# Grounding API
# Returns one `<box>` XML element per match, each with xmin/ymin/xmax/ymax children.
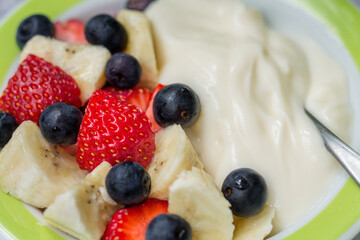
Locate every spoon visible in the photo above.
<box><xmin>305</xmin><ymin>108</ymin><xmax>360</xmax><ymax>187</ymax></box>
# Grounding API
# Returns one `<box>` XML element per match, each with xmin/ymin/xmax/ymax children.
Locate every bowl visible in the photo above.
<box><xmin>0</xmin><ymin>0</ymin><xmax>360</xmax><ymax>239</ymax></box>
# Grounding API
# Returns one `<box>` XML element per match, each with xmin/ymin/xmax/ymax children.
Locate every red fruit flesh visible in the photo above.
<box><xmin>103</xmin><ymin>86</ymin><xmax>151</xmax><ymax>112</ymax></box>
<box><xmin>76</xmin><ymin>89</ymin><xmax>155</xmax><ymax>172</ymax></box>
<box><xmin>102</xmin><ymin>199</ymin><xmax>168</xmax><ymax>240</ymax></box>
<box><xmin>145</xmin><ymin>84</ymin><xmax>165</xmax><ymax>133</ymax></box>
<box><xmin>54</xmin><ymin>19</ymin><xmax>87</xmax><ymax>44</ymax></box>
<box><xmin>0</xmin><ymin>54</ymin><xmax>82</xmax><ymax>124</ymax></box>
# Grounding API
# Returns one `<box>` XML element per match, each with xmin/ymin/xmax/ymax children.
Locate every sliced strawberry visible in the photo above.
<box><xmin>102</xmin><ymin>198</ymin><xmax>168</xmax><ymax>240</ymax></box>
<box><xmin>76</xmin><ymin>89</ymin><xmax>155</xmax><ymax>172</ymax></box>
<box><xmin>145</xmin><ymin>84</ymin><xmax>165</xmax><ymax>133</ymax></box>
<box><xmin>54</xmin><ymin>19</ymin><xmax>87</xmax><ymax>44</ymax></box>
<box><xmin>0</xmin><ymin>54</ymin><xmax>82</xmax><ymax>124</ymax></box>
<box><xmin>103</xmin><ymin>86</ymin><xmax>151</xmax><ymax>112</ymax></box>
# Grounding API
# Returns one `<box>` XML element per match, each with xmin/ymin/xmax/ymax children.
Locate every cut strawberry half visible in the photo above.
<box><xmin>54</xmin><ymin>19</ymin><xmax>87</xmax><ymax>44</ymax></box>
<box><xmin>0</xmin><ymin>54</ymin><xmax>82</xmax><ymax>124</ymax></box>
<box><xmin>76</xmin><ymin>89</ymin><xmax>155</xmax><ymax>172</ymax></box>
<box><xmin>102</xmin><ymin>198</ymin><xmax>168</xmax><ymax>240</ymax></box>
<box><xmin>145</xmin><ymin>84</ymin><xmax>165</xmax><ymax>133</ymax></box>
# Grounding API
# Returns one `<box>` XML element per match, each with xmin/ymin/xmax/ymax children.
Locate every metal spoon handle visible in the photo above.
<box><xmin>305</xmin><ymin>109</ymin><xmax>360</xmax><ymax>187</ymax></box>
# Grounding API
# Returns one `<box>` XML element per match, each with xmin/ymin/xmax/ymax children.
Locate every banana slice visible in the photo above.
<box><xmin>20</xmin><ymin>35</ymin><xmax>111</xmax><ymax>104</ymax></box>
<box><xmin>169</xmin><ymin>167</ymin><xmax>234</xmax><ymax>240</ymax></box>
<box><xmin>117</xmin><ymin>9</ymin><xmax>159</xmax><ymax>90</ymax></box>
<box><xmin>233</xmin><ymin>205</ymin><xmax>275</xmax><ymax>240</ymax></box>
<box><xmin>44</xmin><ymin>162</ymin><xmax>121</xmax><ymax>240</ymax></box>
<box><xmin>0</xmin><ymin>121</ymin><xmax>86</xmax><ymax>208</ymax></box>
<box><xmin>147</xmin><ymin>124</ymin><xmax>203</xmax><ymax>200</ymax></box>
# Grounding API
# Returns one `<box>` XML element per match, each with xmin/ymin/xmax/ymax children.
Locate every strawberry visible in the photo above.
<box><xmin>54</xmin><ymin>19</ymin><xmax>87</xmax><ymax>44</ymax></box>
<box><xmin>103</xmin><ymin>86</ymin><xmax>151</xmax><ymax>112</ymax></box>
<box><xmin>145</xmin><ymin>84</ymin><xmax>165</xmax><ymax>133</ymax></box>
<box><xmin>0</xmin><ymin>54</ymin><xmax>82</xmax><ymax>124</ymax></box>
<box><xmin>102</xmin><ymin>198</ymin><xmax>168</xmax><ymax>240</ymax></box>
<box><xmin>76</xmin><ymin>89</ymin><xmax>155</xmax><ymax>171</ymax></box>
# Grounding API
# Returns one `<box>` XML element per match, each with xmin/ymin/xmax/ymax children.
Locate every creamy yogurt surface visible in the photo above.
<box><xmin>146</xmin><ymin>0</ymin><xmax>352</xmax><ymax>233</ymax></box>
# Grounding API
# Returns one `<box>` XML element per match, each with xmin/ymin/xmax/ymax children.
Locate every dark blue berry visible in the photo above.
<box><xmin>105</xmin><ymin>161</ymin><xmax>151</xmax><ymax>206</ymax></box>
<box><xmin>16</xmin><ymin>14</ymin><xmax>54</xmax><ymax>49</ymax></box>
<box><xmin>105</xmin><ymin>53</ymin><xmax>142</xmax><ymax>89</ymax></box>
<box><xmin>221</xmin><ymin>168</ymin><xmax>267</xmax><ymax>217</ymax></box>
<box><xmin>85</xmin><ymin>14</ymin><xmax>127</xmax><ymax>54</ymax></box>
<box><xmin>146</xmin><ymin>213</ymin><xmax>192</xmax><ymax>240</ymax></box>
<box><xmin>153</xmin><ymin>83</ymin><xmax>200</xmax><ymax>128</ymax></box>
<box><xmin>39</xmin><ymin>102</ymin><xmax>83</xmax><ymax>146</ymax></box>
<box><xmin>127</xmin><ymin>0</ymin><xmax>155</xmax><ymax>11</ymax></box>
<box><xmin>0</xmin><ymin>111</ymin><xmax>18</xmax><ymax>148</ymax></box>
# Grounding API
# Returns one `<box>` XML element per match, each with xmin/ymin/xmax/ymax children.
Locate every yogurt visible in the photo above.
<box><xmin>146</xmin><ymin>0</ymin><xmax>352</xmax><ymax>233</ymax></box>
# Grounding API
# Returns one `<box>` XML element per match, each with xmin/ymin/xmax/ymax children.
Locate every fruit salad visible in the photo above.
<box><xmin>0</xmin><ymin>0</ymin><xmax>352</xmax><ymax>239</ymax></box>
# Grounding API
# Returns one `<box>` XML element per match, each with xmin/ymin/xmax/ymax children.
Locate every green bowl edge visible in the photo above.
<box><xmin>285</xmin><ymin>0</ymin><xmax>360</xmax><ymax>239</ymax></box>
<box><xmin>0</xmin><ymin>0</ymin><xmax>360</xmax><ymax>239</ymax></box>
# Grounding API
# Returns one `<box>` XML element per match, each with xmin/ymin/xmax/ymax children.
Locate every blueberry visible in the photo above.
<box><xmin>146</xmin><ymin>213</ymin><xmax>192</xmax><ymax>240</ymax></box>
<box><xmin>16</xmin><ymin>14</ymin><xmax>54</xmax><ymax>49</ymax></box>
<box><xmin>85</xmin><ymin>14</ymin><xmax>127</xmax><ymax>54</ymax></box>
<box><xmin>105</xmin><ymin>53</ymin><xmax>142</xmax><ymax>89</ymax></box>
<box><xmin>221</xmin><ymin>168</ymin><xmax>267</xmax><ymax>217</ymax></box>
<box><xmin>105</xmin><ymin>161</ymin><xmax>151</xmax><ymax>206</ymax></box>
<box><xmin>153</xmin><ymin>83</ymin><xmax>200</xmax><ymax>128</ymax></box>
<box><xmin>127</xmin><ymin>0</ymin><xmax>155</xmax><ymax>11</ymax></box>
<box><xmin>39</xmin><ymin>102</ymin><xmax>83</xmax><ymax>146</ymax></box>
<box><xmin>0</xmin><ymin>111</ymin><xmax>18</xmax><ymax>148</ymax></box>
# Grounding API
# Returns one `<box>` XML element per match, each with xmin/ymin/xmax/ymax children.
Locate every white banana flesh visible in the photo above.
<box><xmin>147</xmin><ymin>124</ymin><xmax>203</xmax><ymax>200</ymax></box>
<box><xmin>44</xmin><ymin>162</ymin><xmax>121</xmax><ymax>240</ymax></box>
<box><xmin>20</xmin><ymin>35</ymin><xmax>111</xmax><ymax>104</ymax></box>
<box><xmin>233</xmin><ymin>205</ymin><xmax>275</xmax><ymax>240</ymax></box>
<box><xmin>0</xmin><ymin>121</ymin><xmax>86</xmax><ymax>208</ymax></box>
<box><xmin>169</xmin><ymin>167</ymin><xmax>234</xmax><ymax>240</ymax></box>
<box><xmin>117</xmin><ymin>9</ymin><xmax>159</xmax><ymax>90</ymax></box>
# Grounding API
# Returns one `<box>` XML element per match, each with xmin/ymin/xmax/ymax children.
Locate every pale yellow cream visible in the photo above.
<box><xmin>146</xmin><ymin>0</ymin><xmax>352</xmax><ymax>232</ymax></box>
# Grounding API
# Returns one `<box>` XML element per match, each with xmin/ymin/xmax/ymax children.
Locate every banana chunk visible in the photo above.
<box><xmin>44</xmin><ymin>162</ymin><xmax>121</xmax><ymax>240</ymax></box>
<box><xmin>20</xmin><ymin>35</ymin><xmax>111</xmax><ymax>104</ymax></box>
<box><xmin>169</xmin><ymin>167</ymin><xmax>234</xmax><ymax>240</ymax></box>
<box><xmin>148</xmin><ymin>124</ymin><xmax>203</xmax><ymax>200</ymax></box>
<box><xmin>117</xmin><ymin>9</ymin><xmax>159</xmax><ymax>90</ymax></box>
<box><xmin>0</xmin><ymin>121</ymin><xmax>86</xmax><ymax>208</ymax></box>
<box><xmin>233</xmin><ymin>205</ymin><xmax>275</xmax><ymax>240</ymax></box>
